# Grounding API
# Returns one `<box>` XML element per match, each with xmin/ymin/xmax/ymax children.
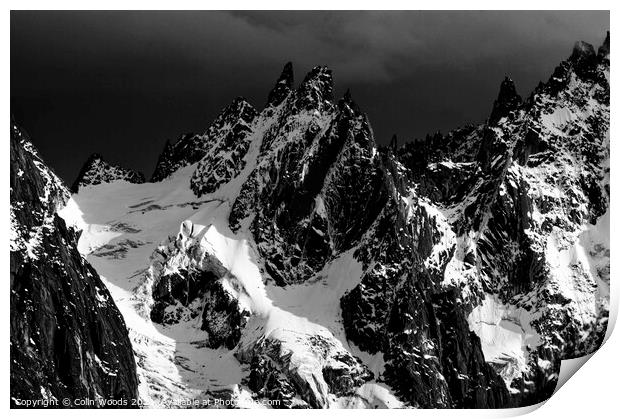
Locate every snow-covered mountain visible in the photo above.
<box><xmin>10</xmin><ymin>33</ymin><xmax>609</xmax><ymax>409</ymax></box>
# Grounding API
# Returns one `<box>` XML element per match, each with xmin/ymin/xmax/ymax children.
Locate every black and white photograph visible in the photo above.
<box><xmin>8</xmin><ymin>6</ymin><xmax>615</xmax><ymax>413</ymax></box>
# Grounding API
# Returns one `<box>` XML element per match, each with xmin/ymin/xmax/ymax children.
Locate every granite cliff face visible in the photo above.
<box><xmin>12</xmin><ymin>33</ymin><xmax>609</xmax><ymax>409</ymax></box>
<box><xmin>10</xmin><ymin>122</ymin><xmax>139</xmax><ymax>407</ymax></box>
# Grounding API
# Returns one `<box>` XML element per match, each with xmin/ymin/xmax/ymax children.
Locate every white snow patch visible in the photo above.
<box><xmin>468</xmin><ymin>293</ymin><xmax>541</xmax><ymax>387</ymax></box>
<box><xmin>334</xmin><ymin>382</ymin><xmax>404</xmax><ymax>408</ymax></box>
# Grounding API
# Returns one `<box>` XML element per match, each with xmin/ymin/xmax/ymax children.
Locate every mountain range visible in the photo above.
<box><xmin>10</xmin><ymin>32</ymin><xmax>610</xmax><ymax>408</ymax></box>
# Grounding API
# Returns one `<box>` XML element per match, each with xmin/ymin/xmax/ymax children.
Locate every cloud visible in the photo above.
<box><xmin>12</xmin><ymin>10</ymin><xmax>608</xmax><ymax>88</ymax></box>
<box><xmin>11</xmin><ymin>10</ymin><xmax>609</xmax><ymax>182</ymax></box>
<box><xmin>227</xmin><ymin>10</ymin><xmax>609</xmax><ymax>83</ymax></box>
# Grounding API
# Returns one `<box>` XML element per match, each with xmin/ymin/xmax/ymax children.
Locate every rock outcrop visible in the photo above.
<box><xmin>10</xmin><ymin>121</ymin><xmax>139</xmax><ymax>407</ymax></box>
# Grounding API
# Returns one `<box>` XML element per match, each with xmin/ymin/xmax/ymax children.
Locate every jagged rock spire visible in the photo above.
<box><xmin>570</xmin><ymin>40</ymin><xmax>596</xmax><ymax>62</ymax></box>
<box><xmin>390</xmin><ymin>134</ymin><xmax>398</xmax><ymax>152</ymax></box>
<box><xmin>218</xmin><ymin>96</ymin><xmax>257</xmax><ymax>127</ymax></box>
<box><xmin>338</xmin><ymin>88</ymin><xmax>362</xmax><ymax>115</ymax></box>
<box><xmin>598</xmin><ymin>31</ymin><xmax>610</xmax><ymax>60</ymax></box>
<box><xmin>266</xmin><ymin>61</ymin><xmax>294</xmax><ymax>107</ymax></box>
<box><xmin>152</xmin><ymin>97</ymin><xmax>257</xmax><ymax>182</ymax></box>
<box><xmin>71</xmin><ymin>153</ymin><xmax>104</xmax><ymax>191</ymax></box>
<box><xmin>343</xmin><ymin>88</ymin><xmax>352</xmax><ymax>103</ymax></box>
<box><xmin>489</xmin><ymin>77</ymin><xmax>522</xmax><ymax>125</ymax></box>
<box><xmin>190</xmin><ymin>98</ymin><xmax>258</xmax><ymax>197</ymax></box>
<box><xmin>539</xmin><ymin>34</ymin><xmax>608</xmax><ymax>98</ymax></box>
<box><xmin>569</xmin><ymin>41</ymin><xmax>598</xmax><ymax>79</ymax></box>
<box><xmin>295</xmin><ymin>66</ymin><xmax>334</xmax><ymax>112</ymax></box>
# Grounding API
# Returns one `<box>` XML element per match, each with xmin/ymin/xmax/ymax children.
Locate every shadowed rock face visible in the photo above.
<box><xmin>10</xmin><ymin>123</ymin><xmax>139</xmax><ymax>407</ymax></box>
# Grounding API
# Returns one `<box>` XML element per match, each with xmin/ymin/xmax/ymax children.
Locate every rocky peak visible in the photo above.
<box><xmin>570</xmin><ymin>40</ymin><xmax>596</xmax><ymax>62</ymax></box>
<box><xmin>389</xmin><ymin>134</ymin><xmax>398</xmax><ymax>152</ymax></box>
<box><xmin>150</xmin><ymin>133</ymin><xmax>200</xmax><ymax>182</ymax></box>
<box><xmin>72</xmin><ymin>153</ymin><xmax>145</xmax><ymax>192</ymax></box>
<box><xmin>266</xmin><ymin>61</ymin><xmax>294</xmax><ymax>107</ymax></box>
<box><xmin>202</xmin><ymin>97</ymin><xmax>258</xmax><ymax>147</ymax></box>
<box><xmin>598</xmin><ymin>31</ymin><xmax>610</xmax><ymax>61</ymax></box>
<box><xmin>190</xmin><ymin>98</ymin><xmax>258</xmax><ymax>197</ymax></box>
<box><xmin>534</xmin><ymin>33</ymin><xmax>608</xmax><ymax>99</ymax></box>
<box><xmin>569</xmin><ymin>40</ymin><xmax>599</xmax><ymax>80</ymax></box>
<box><xmin>294</xmin><ymin>65</ymin><xmax>334</xmax><ymax>112</ymax></box>
<box><xmin>152</xmin><ymin>98</ymin><xmax>258</xmax><ymax>182</ymax></box>
<box><xmin>343</xmin><ymin>88</ymin><xmax>352</xmax><ymax>103</ymax></box>
<box><xmin>338</xmin><ymin>88</ymin><xmax>362</xmax><ymax>116</ymax></box>
<box><xmin>212</xmin><ymin>97</ymin><xmax>257</xmax><ymax>130</ymax></box>
<box><xmin>489</xmin><ymin>76</ymin><xmax>522</xmax><ymax>125</ymax></box>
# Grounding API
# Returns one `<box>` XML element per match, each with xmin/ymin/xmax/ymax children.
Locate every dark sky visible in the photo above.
<box><xmin>11</xmin><ymin>11</ymin><xmax>609</xmax><ymax>183</ymax></box>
